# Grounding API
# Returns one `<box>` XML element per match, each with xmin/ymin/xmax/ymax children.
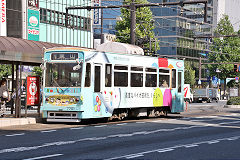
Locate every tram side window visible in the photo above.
<box><xmin>178</xmin><ymin>72</ymin><xmax>182</xmax><ymax>92</ymax></box>
<box><xmin>85</xmin><ymin>63</ymin><xmax>91</xmax><ymax>87</ymax></box>
<box><xmin>172</xmin><ymin>69</ymin><xmax>176</xmax><ymax>88</ymax></box>
<box><xmin>105</xmin><ymin>64</ymin><xmax>112</xmax><ymax>87</ymax></box>
<box><xmin>131</xmin><ymin>66</ymin><xmax>143</xmax><ymax>87</ymax></box>
<box><xmin>145</xmin><ymin>68</ymin><xmax>157</xmax><ymax>87</ymax></box>
<box><xmin>114</xmin><ymin>65</ymin><xmax>128</xmax><ymax>87</ymax></box>
<box><xmin>159</xmin><ymin>69</ymin><xmax>170</xmax><ymax>88</ymax></box>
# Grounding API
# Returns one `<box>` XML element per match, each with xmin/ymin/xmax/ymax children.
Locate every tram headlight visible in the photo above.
<box><xmin>70</xmin><ymin>98</ymin><xmax>75</xmax><ymax>103</ymax></box>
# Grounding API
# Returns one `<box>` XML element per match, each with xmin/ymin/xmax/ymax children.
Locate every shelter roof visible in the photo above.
<box><xmin>0</xmin><ymin>36</ymin><xmax>78</xmax><ymax>65</ymax></box>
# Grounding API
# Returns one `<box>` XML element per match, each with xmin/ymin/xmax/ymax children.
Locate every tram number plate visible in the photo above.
<box><xmin>67</xmin><ymin>107</ymin><xmax>75</xmax><ymax>111</ymax></box>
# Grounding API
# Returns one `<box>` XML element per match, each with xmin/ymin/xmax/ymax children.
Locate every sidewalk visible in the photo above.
<box><xmin>0</xmin><ymin>112</ymin><xmax>40</xmax><ymax>128</ymax></box>
<box><xmin>0</xmin><ymin>117</ymin><xmax>36</xmax><ymax>127</ymax></box>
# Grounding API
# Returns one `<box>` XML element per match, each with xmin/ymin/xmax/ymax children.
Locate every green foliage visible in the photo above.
<box><xmin>184</xmin><ymin>61</ymin><xmax>196</xmax><ymax>87</ymax></box>
<box><xmin>227</xmin><ymin>79</ymin><xmax>239</xmax><ymax>88</ymax></box>
<box><xmin>0</xmin><ymin>64</ymin><xmax>11</xmax><ymax>79</ymax></box>
<box><xmin>227</xmin><ymin>97</ymin><xmax>240</xmax><ymax>105</ymax></box>
<box><xmin>115</xmin><ymin>0</ymin><xmax>159</xmax><ymax>54</ymax></box>
<box><xmin>32</xmin><ymin>67</ymin><xmax>42</xmax><ymax>77</ymax></box>
<box><xmin>208</xmin><ymin>15</ymin><xmax>240</xmax><ymax>79</ymax></box>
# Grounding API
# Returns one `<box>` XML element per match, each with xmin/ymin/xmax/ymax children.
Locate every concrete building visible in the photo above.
<box><xmin>3</xmin><ymin>0</ymin><xmax>93</xmax><ymax>48</ymax></box>
<box><xmin>213</xmin><ymin>0</ymin><xmax>240</xmax><ymax>31</ymax></box>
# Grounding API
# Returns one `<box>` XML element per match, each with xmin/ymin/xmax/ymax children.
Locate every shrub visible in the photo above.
<box><xmin>227</xmin><ymin>97</ymin><xmax>240</xmax><ymax>105</ymax></box>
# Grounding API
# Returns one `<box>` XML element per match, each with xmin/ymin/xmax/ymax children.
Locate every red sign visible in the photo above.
<box><xmin>26</xmin><ymin>76</ymin><xmax>40</xmax><ymax>106</ymax></box>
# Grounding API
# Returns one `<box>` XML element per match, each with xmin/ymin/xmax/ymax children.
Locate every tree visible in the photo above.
<box><xmin>184</xmin><ymin>61</ymin><xmax>196</xmax><ymax>88</ymax></box>
<box><xmin>0</xmin><ymin>64</ymin><xmax>11</xmax><ymax>79</ymax></box>
<box><xmin>32</xmin><ymin>67</ymin><xmax>42</xmax><ymax>77</ymax></box>
<box><xmin>208</xmin><ymin>15</ymin><xmax>240</xmax><ymax>94</ymax></box>
<box><xmin>115</xmin><ymin>0</ymin><xmax>159</xmax><ymax>55</ymax></box>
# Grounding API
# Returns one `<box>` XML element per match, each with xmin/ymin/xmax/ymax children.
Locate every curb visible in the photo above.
<box><xmin>224</xmin><ymin>105</ymin><xmax>240</xmax><ymax>108</ymax></box>
<box><xmin>0</xmin><ymin>118</ymin><xmax>36</xmax><ymax>128</ymax></box>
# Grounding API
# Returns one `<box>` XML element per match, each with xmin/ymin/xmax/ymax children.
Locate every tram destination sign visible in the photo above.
<box><xmin>51</xmin><ymin>53</ymin><xmax>78</xmax><ymax>60</ymax></box>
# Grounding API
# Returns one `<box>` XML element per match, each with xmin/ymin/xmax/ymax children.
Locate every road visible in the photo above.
<box><xmin>0</xmin><ymin>101</ymin><xmax>240</xmax><ymax>160</ymax></box>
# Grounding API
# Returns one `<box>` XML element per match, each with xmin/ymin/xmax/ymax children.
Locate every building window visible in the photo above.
<box><xmin>39</xmin><ymin>8</ymin><xmax>91</xmax><ymax>31</ymax></box>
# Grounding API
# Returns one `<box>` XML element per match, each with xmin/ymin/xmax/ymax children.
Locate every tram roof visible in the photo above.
<box><xmin>0</xmin><ymin>36</ymin><xmax>88</xmax><ymax>65</ymax></box>
<box><xmin>96</xmin><ymin>42</ymin><xmax>144</xmax><ymax>55</ymax></box>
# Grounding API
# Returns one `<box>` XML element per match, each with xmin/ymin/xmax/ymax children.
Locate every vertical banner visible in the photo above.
<box><xmin>28</xmin><ymin>9</ymin><xmax>40</xmax><ymax>41</ymax></box>
<box><xmin>27</xmin><ymin>76</ymin><xmax>40</xmax><ymax>106</ymax></box>
<box><xmin>93</xmin><ymin>0</ymin><xmax>101</xmax><ymax>25</ymax></box>
<box><xmin>0</xmin><ymin>0</ymin><xmax>6</xmax><ymax>36</ymax></box>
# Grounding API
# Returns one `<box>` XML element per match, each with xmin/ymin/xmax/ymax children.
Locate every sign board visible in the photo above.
<box><xmin>0</xmin><ymin>0</ymin><xmax>6</xmax><ymax>36</ymax></box>
<box><xmin>235</xmin><ymin>77</ymin><xmax>239</xmax><ymax>83</ymax></box>
<box><xmin>93</xmin><ymin>0</ymin><xmax>101</xmax><ymax>25</ymax></box>
<box><xmin>212</xmin><ymin>76</ymin><xmax>218</xmax><ymax>87</ymax></box>
<box><xmin>230</xmin><ymin>88</ymin><xmax>238</xmax><ymax>97</ymax></box>
<box><xmin>28</xmin><ymin>0</ymin><xmax>39</xmax><ymax>9</ymax></box>
<box><xmin>198</xmin><ymin>79</ymin><xmax>201</xmax><ymax>85</ymax></box>
<box><xmin>28</xmin><ymin>9</ymin><xmax>40</xmax><ymax>41</ymax></box>
<box><xmin>26</xmin><ymin>76</ymin><xmax>40</xmax><ymax>106</ymax></box>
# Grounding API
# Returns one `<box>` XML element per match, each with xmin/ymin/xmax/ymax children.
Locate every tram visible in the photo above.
<box><xmin>41</xmin><ymin>47</ymin><xmax>185</xmax><ymax>122</ymax></box>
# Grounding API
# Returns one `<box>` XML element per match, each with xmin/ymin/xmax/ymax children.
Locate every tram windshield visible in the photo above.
<box><xmin>45</xmin><ymin>63</ymin><xmax>82</xmax><ymax>87</ymax></box>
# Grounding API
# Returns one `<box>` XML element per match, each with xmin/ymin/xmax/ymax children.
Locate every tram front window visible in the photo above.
<box><xmin>45</xmin><ymin>63</ymin><xmax>82</xmax><ymax>87</ymax></box>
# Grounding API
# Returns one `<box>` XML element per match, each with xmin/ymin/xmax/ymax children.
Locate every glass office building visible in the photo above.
<box><xmin>94</xmin><ymin>0</ymin><xmax>121</xmax><ymax>39</ymax></box>
<box><xmin>149</xmin><ymin>0</ymin><xmax>213</xmax><ymax>61</ymax></box>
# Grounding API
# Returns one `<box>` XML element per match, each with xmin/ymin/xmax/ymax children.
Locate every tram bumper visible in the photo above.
<box><xmin>43</xmin><ymin>111</ymin><xmax>82</xmax><ymax>123</ymax></box>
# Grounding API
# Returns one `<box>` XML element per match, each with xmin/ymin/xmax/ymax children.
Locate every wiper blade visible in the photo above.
<box><xmin>52</xmin><ymin>78</ymin><xmax>64</xmax><ymax>93</ymax></box>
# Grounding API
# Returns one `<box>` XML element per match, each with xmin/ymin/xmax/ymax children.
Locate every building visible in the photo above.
<box><xmin>3</xmin><ymin>0</ymin><xmax>93</xmax><ymax>48</ymax></box>
<box><xmin>149</xmin><ymin>0</ymin><xmax>213</xmax><ymax>60</ymax></box>
<box><xmin>213</xmin><ymin>0</ymin><xmax>240</xmax><ymax>32</ymax></box>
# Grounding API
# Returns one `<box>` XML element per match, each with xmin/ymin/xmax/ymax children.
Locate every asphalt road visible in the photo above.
<box><xmin>0</xmin><ymin>101</ymin><xmax>240</xmax><ymax>160</ymax></box>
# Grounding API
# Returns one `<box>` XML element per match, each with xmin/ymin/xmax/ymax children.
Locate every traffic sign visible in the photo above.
<box><xmin>235</xmin><ymin>77</ymin><xmax>239</xmax><ymax>83</ymax></box>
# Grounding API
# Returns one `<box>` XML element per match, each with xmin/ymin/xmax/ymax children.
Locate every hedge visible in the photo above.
<box><xmin>227</xmin><ymin>97</ymin><xmax>240</xmax><ymax>105</ymax></box>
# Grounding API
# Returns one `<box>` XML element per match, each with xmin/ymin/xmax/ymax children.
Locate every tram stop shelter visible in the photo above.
<box><xmin>0</xmin><ymin>36</ymin><xmax>74</xmax><ymax>118</ymax></box>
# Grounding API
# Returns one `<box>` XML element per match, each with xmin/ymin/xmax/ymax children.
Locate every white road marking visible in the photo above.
<box><xmin>5</xmin><ymin>133</ymin><xmax>25</xmax><ymax>137</ymax></box>
<box><xmin>105</xmin><ymin>136</ymin><xmax>240</xmax><ymax>160</ymax></box>
<box><xmin>116</xmin><ymin>123</ymin><xmax>127</xmax><ymax>126</ymax></box>
<box><xmin>207</xmin><ymin>140</ymin><xmax>219</xmax><ymax>144</ymax></box>
<box><xmin>41</xmin><ymin>130</ymin><xmax>56</xmax><ymax>133</ymax></box>
<box><xmin>136</xmin><ymin>121</ymin><xmax>146</xmax><ymax>124</ymax></box>
<box><xmin>94</xmin><ymin>125</ymin><xmax>107</xmax><ymax>128</ymax></box>
<box><xmin>125</xmin><ymin>154</ymin><xmax>144</xmax><ymax>159</ymax></box>
<box><xmin>70</xmin><ymin>127</ymin><xmax>84</xmax><ymax>130</ymax></box>
<box><xmin>23</xmin><ymin>154</ymin><xmax>63</xmax><ymax>160</ymax></box>
<box><xmin>184</xmin><ymin>144</ymin><xmax>199</xmax><ymax>148</ymax></box>
<box><xmin>157</xmin><ymin>148</ymin><xmax>174</xmax><ymax>153</ymax></box>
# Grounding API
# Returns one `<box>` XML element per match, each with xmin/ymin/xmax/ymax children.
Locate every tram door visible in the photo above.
<box><xmin>94</xmin><ymin>64</ymin><xmax>102</xmax><ymax>93</ymax></box>
<box><xmin>176</xmin><ymin>70</ymin><xmax>184</xmax><ymax>112</ymax></box>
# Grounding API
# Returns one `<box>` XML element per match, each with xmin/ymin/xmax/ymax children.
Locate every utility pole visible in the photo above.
<box><xmin>130</xmin><ymin>1</ymin><xmax>136</xmax><ymax>45</ymax></box>
<box><xmin>101</xmin><ymin>8</ymin><xmax>104</xmax><ymax>44</ymax></box>
<box><xmin>66</xmin><ymin>0</ymin><xmax>208</xmax><ymax>45</ymax></box>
